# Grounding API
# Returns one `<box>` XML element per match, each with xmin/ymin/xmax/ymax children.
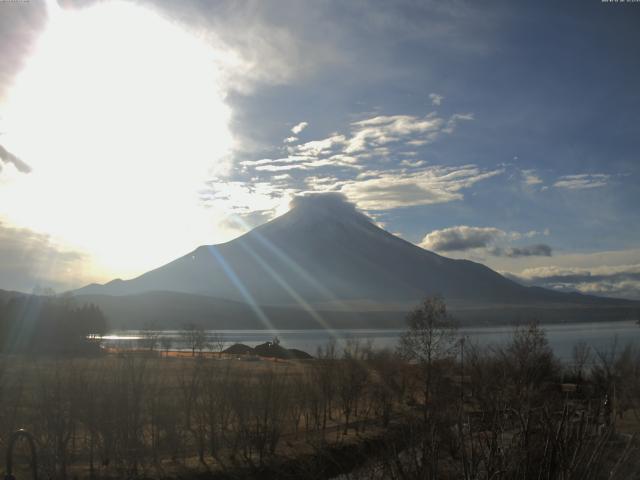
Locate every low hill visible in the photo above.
<box><xmin>1</xmin><ymin>287</ymin><xmax>637</xmax><ymax>330</ymax></box>
<box><xmin>74</xmin><ymin>290</ymin><xmax>639</xmax><ymax>329</ymax></box>
<box><xmin>222</xmin><ymin>341</ymin><xmax>313</xmax><ymax>360</ymax></box>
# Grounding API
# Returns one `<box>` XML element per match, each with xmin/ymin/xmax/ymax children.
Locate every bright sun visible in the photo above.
<box><xmin>0</xmin><ymin>1</ymin><xmax>234</xmax><ymax>279</ymax></box>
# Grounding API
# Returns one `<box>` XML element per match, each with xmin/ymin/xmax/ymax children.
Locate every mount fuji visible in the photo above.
<box><xmin>74</xmin><ymin>194</ymin><xmax>637</xmax><ymax>328</ymax></box>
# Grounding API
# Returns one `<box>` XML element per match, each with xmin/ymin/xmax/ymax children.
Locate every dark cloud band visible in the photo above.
<box><xmin>491</xmin><ymin>244</ymin><xmax>552</xmax><ymax>258</ymax></box>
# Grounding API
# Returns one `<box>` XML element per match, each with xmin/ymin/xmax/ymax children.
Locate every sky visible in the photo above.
<box><xmin>0</xmin><ymin>0</ymin><xmax>639</xmax><ymax>299</ymax></box>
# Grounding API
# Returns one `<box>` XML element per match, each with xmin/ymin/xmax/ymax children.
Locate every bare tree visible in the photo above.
<box><xmin>338</xmin><ymin>339</ymin><xmax>369</xmax><ymax>434</ymax></box>
<box><xmin>369</xmin><ymin>348</ymin><xmax>404</xmax><ymax>427</ymax></box>
<box><xmin>500</xmin><ymin>321</ymin><xmax>557</xmax><ymax>408</ymax></box>
<box><xmin>209</xmin><ymin>332</ymin><xmax>226</xmax><ymax>355</ymax></box>
<box><xmin>160</xmin><ymin>335</ymin><xmax>173</xmax><ymax>358</ymax></box>
<box><xmin>181</xmin><ymin>323</ymin><xmax>207</xmax><ymax>356</ymax></box>
<box><xmin>398</xmin><ymin>295</ymin><xmax>457</xmax><ymax>407</ymax></box>
<box><xmin>571</xmin><ymin>340</ymin><xmax>592</xmax><ymax>382</ymax></box>
<box><xmin>138</xmin><ymin>326</ymin><xmax>160</xmax><ymax>353</ymax></box>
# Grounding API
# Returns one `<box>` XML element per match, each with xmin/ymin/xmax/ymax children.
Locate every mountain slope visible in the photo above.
<box><xmin>75</xmin><ymin>195</ymin><xmax>631</xmax><ymax>313</ymax></box>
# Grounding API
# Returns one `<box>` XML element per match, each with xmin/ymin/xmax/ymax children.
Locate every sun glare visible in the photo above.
<box><xmin>0</xmin><ymin>1</ymin><xmax>234</xmax><ymax>278</ymax></box>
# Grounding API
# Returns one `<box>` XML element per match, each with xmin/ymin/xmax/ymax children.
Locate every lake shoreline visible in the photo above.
<box><xmin>102</xmin><ymin>320</ymin><xmax>640</xmax><ymax>360</ymax></box>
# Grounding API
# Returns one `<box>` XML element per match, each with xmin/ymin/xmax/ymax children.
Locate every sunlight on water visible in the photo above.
<box><xmin>101</xmin><ymin>320</ymin><xmax>640</xmax><ymax>360</ymax></box>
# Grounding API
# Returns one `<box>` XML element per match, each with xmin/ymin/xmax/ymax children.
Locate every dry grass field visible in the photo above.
<box><xmin>2</xmin><ymin>321</ymin><xmax>640</xmax><ymax>479</ymax></box>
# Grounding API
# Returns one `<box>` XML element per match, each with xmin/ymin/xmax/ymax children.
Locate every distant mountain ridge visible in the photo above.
<box><xmin>1</xmin><ymin>286</ymin><xmax>637</xmax><ymax>330</ymax></box>
<box><xmin>73</xmin><ymin>194</ymin><xmax>638</xmax><ymax>327</ymax></box>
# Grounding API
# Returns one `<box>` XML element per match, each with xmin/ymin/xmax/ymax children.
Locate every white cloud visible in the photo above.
<box><xmin>241</xmin><ymin>156</ymin><xmax>309</xmax><ymax>166</ymax></box>
<box><xmin>521</xmin><ymin>169</ymin><xmax>543</xmax><ymax>185</ymax></box>
<box><xmin>255</xmin><ymin>164</ymin><xmax>308</xmax><ymax>172</ymax></box>
<box><xmin>171</xmin><ymin>5</ymin><xmax>348</xmax><ymax>94</ymax></box>
<box><xmin>293</xmin><ymin>134</ymin><xmax>346</xmax><ymax>157</ymax></box>
<box><xmin>444</xmin><ymin>113</ymin><xmax>474</xmax><ymax>132</ymax></box>
<box><xmin>0</xmin><ymin>221</ymin><xmax>94</xmax><ymax>292</ymax></box>
<box><xmin>429</xmin><ymin>93</ymin><xmax>444</xmax><ymax>106</ymax></box>
<box><xmin>400</xmin><ymin>159</ymin><xmax>427</xmax><ymax>168</ymax></box>
<box><xmin>200</xmin><ymin>179</ymin><xmax>295</xmax><ymax>229</ymax></box>
<box><xmin>291</xmin><ymin>121</ymin><xmax>309</xmax><ymax>134</ymax></box>
<box><xmin>272</xmin><ymin>173</ymin><xmax>291</xmax><ymax>181</ymax></box>
<box><xmin>339</xmin><ymin>165</ymin><xmax>502</xmax><ymax>210</ymax></box>
<box><xmin>232</xmin><ymin>110</ymin><xmax>480</xmax><ymax>212</ymax></box>
<box><xmin>244</xmin><ymin>111</ymin><xmax>474</xmax><ymax>177</ymax></box>
<box><xmin>344</xmin><ymin>113</ymin><xmax>463</xmax><ymax>154</ymax></box>
<box><xmin>553</xmin><ymin>173</ymin><xmax>610</xmax><ymax>190</ymax></box>
<box><xmin>421</xmin><ymin>225</ymin><xmax>505</xmax><ymax>251</ymax></box>
<box><xmin>304</xmin><ymin>175</ymin><xmax>344</xmax><ymax>191</ymax></box>
<box><xmin>241</xmin><ymin>152</ymin><xmax>360</xmax><ymax>172</ymax></box>
<box><xmin>509</xmin><ymin>264</ymin><xmax>640</xmax><ymax>300</ymax></box>
<box><xmin>419</xmin><ymin>225</ymin><xmax>552</xmax><ymax>257</ymax></box>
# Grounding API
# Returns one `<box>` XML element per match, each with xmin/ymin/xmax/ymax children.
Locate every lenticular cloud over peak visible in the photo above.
<box><xmin>289</xmin><ymin>192</ymin><xmax>361</xmax><ymax>218</ymax></box>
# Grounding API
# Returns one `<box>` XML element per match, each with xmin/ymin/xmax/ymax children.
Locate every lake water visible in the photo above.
<box><xmin>103</xmin><ymin>320</ymin><xmax>640</xmax><ymax>361</ymax></box>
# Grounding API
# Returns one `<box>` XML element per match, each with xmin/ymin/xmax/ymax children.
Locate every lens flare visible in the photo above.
<box><xmin>0</xmin><ymin>1</ymin><xmax>233</xmax><ymax>277</ymax></box>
